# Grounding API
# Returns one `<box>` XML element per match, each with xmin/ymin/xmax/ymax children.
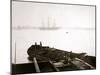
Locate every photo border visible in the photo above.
<box><xmin>10</xmin><ymin>0</ymin><xmax>96</xmax><ymax>74</ymax></box>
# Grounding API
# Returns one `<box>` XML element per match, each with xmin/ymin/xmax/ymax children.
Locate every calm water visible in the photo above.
<box><xmin>12</xmin><ymin>29</ymin><xmax>95</xmax><ymax>64</ymax></box>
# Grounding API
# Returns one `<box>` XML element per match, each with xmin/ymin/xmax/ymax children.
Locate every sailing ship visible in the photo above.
<box><xmin>39</xmin><ymin>17</ymin><xmax>61</xmax><ymax>30</ymax></box>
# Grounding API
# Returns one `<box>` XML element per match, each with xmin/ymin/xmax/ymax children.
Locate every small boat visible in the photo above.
<box><xmin>12</xmin><ymin>42</ymin><xmax>96</xmax><ymax>74</ymax></box>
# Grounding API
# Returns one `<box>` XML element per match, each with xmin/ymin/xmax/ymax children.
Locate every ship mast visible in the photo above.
<box><xmin>41</xmin><ymin>18</ymin><xmax>45</xmax><ymax>28</ymax></box>
<box><xmin>48</xmin><ymin>17</ymin><xmax>50</xmax><ymax>28</ymax></box>
<box><xmin>53</xmin><ymin>18</ymin><xmax>56</xmax><ymax>27</ymax></box>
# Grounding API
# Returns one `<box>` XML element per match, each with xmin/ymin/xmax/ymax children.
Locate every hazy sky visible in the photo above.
<box><xmin>12</xmin><ymin>1</ymin><xmax>95</xmax><ymax>28</ymax></box>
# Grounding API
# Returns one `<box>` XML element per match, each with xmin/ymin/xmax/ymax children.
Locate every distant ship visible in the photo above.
<box><xmin>40</xmin><ymin>27</ymin><xmax>60</xmax><ymax>30</ymax></box>
<box><xmin>39</xmin><ymin>17</ymin><xmax>61</xmax><ymax>30</ymax></box>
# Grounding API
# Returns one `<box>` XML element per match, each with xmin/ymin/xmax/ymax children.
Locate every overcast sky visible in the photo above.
<box><xmin>12</xmin><ymin>1</ymin><xmax>95</xmax><ymax>28</ymax></box>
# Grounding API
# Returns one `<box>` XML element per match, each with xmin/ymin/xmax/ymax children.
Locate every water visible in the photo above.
<box><xmin>12</xmin><ymin>29</ymin><xmax>95</xmax><ymax>64</ymax></box>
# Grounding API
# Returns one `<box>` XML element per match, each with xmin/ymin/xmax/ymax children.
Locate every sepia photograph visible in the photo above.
<box><xmin>11</xmin><ymin>0</ymin><xmax>96</xmax><ymax>74</ymax></box>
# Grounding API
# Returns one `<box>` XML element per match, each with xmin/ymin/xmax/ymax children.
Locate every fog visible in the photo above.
<box><xmin>12</xmin><ymin>1</ymin><xmax>95</xmax><ymax>64</ymax></box>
